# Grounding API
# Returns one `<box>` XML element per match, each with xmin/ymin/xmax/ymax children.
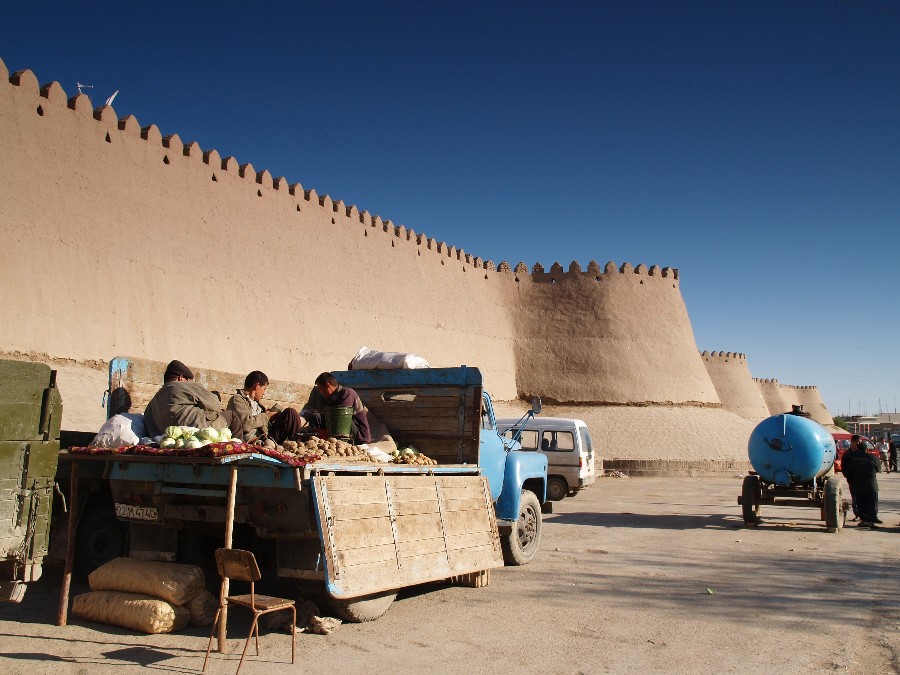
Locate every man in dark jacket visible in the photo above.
<box><xmin>144</xmin><ymin>360</ymin><xmax>241</xmax><ymax>438</ymax></box>
<box><xmin>840</xmin><ymin>434</ymin><xmax>881</xmax><ymax>528</ymax></box>
<box><xmin>301</xmin><ymin>372</ymin><xmax>371</xmax><ymax>444</ymax></box>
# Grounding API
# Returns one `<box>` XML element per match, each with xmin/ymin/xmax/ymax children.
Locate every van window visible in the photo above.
<box><xmin>541</xmin><ymin>431</ymin><xmax>575</xmax><ymax>452</ymax></box>
<box><xmin>579</xmin><ymin>428</ymin><xmax>592</xmax><ymax>456</ymax></box>
<box><xmin>501</xmin><ymin>429</ymin><xmax>539</xmax><ymax>451</ymax></box>
<box><xmin>518</xmin><ymin>430</ymin><xmax>539</xmax><ymax>451</ymax></box>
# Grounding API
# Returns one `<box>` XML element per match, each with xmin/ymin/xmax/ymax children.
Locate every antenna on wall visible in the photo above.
<box><xmin>105</xmin><ymin>90</ymin><xmax>119</xmax><ymax>106</ymax></box>
<box><xmin>76</xmin><ymin>82</ymin><xmax>93</xmax><ymax>95</ymax></box>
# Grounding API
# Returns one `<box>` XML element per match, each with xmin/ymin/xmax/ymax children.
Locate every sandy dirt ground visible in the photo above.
<box><xmin>1</xmin><ymin>474</ymin><xmax>897</xmax><ymax>675</ymax></box>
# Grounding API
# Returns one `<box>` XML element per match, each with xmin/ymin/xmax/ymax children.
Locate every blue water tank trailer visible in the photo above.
<box><xmin>747</xmin><ymin>414</ymin><xmax>836</xmax><ymax>486</ymax></box>
<box><xmin>739</xmin><ymin>411</ymin><xmax>845</xmax><ymax>532</ymax></box>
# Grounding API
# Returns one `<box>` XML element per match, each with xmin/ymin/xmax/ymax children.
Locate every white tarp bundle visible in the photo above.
<box><xmin>350</xmin><ymin>346</ymin><xmax>430</xmax><ymax>370</ymax></box>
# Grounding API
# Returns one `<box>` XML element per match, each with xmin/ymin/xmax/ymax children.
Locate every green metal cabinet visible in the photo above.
<box><xmin>0</xmin><ymin>359</ymin><xmax>63</xmax><ymax>602</ymax></box>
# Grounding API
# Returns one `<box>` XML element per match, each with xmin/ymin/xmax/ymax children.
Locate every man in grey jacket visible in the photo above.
<box><xmin>143</xmin><ymin>360</ymin><xmax>240</xmax><ymax>438</ymax></box>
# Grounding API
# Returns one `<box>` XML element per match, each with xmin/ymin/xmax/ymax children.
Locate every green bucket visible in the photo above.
<box><xmin>325</xmin><ymin>406</ymin><xmax>354</xmax><ymax>438</ymax></box>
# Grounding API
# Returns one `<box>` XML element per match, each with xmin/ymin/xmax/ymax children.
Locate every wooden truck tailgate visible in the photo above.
<box><xmin>312</xmin><ymin>472</ymin><xmax>503</xmax><ymax>598</ymax></box>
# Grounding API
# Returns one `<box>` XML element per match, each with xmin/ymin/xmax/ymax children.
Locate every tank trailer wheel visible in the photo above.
<box><xmin>741</xmin><ymin>475</ymin><xmax>762</xmax><ymax>526</ymax></box>
<box><xmin>823</xmin><ymin>477</ymin><xmax>845</xmax><ymax>533</ymax></box>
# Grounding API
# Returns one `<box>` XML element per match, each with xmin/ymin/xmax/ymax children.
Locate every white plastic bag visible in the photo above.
<box><xmin>91</xmin><ymin>413</ymin><xmax>147</xmax><ymax>448</ymax></box>
<box><xmin>350</xmin><ymin>346</ymin><xmax>430</xmax><ymax>370</ymax></box>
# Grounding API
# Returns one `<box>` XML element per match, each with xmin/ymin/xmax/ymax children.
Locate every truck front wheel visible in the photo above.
<box><xmin>501</xmin><ymin>490</ymin><xmax>542</xmax><ymax>566</ymax></box>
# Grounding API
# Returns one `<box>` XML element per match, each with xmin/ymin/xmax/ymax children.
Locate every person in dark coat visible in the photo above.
<box><xmin>301</xmin><ymin>372</ymin><xmax>371</xmax><ymax>444</ymax></box>
<box><xmin>840</xmin><ymin>434</ymin><xmax>881</xmax><ymax>527</ymax></box>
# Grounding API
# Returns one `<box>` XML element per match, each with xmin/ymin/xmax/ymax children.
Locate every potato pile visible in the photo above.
<box><xmin>283</xmin><ymin>437</ymin><xmax>370</xmax><ymax>462</ymax></box>
<box><xmin>392</xmin><ymin>448</ymin><xmax>438</xmax><ymax>466</ymax></box>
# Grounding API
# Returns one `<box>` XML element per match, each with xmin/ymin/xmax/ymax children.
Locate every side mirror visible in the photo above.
<box><xmin>531</xmin><ymin>397</ymin><xmax>542</xmax><ymax>415</ymax></box>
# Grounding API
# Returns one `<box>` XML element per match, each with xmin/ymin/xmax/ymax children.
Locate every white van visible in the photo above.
<box><xmin>497</xmin><ymin>417</ymin><xmax>597</xmax><ymax>501</ymax></box>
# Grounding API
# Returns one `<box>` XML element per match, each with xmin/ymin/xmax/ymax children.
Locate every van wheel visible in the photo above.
<box><xmin>501</xmin><ymin>490</ymin><xmax>542</xmax><ymax>566</ymax></box>
<box><xmin>546</xmin><ymin>477</ymin><xmax>568</xmax><ymax>501</ymax></box>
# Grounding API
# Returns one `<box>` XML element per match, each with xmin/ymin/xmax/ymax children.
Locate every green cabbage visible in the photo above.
<box><xmin>185</xmin><ymin>439</ymin><xmax>204</xmax><ymax>450</ymax></box>
<box><xmin>174</xmin><ymin>438</ymin><xmax>185</xmax><ymax>448</ymax></box>
<box><xmin>198</xmin><ymin>427</ymin><xmax>220</xmax><ymax>442</ymax></box>
<box><xmin>164</xmin><ymin>426</ymin><xmax>182</xmax><ymax>439</ymax></box>
<box><xmin>160</xmin><ymin>437</ymin><xmax>177</xmax><ymax>449</ymax></box>
<box><xmin>218</xmin><ymin>428</ymin><xmax>232</xmax><ymax>441</ymax></box>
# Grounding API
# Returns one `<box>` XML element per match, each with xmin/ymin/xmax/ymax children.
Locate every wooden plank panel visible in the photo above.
<box><xmin>326</xmin><ymin>487</ymin><xmax>389</xmax><ymax>507</ymax></box>
<box><xmin>314</xmin><ymin>472</ymin><xmax>503</xmax><ymax>599</ymax></box>
<box><xmin>395</xmin><ymin>512</ymin><xmax>444</xmax><ymax>542</ymax></box>
<box><xmin>439</xmin><ymin>484</ymin><xmax>487</xmax><ymax>501</ymax></box>
<box><xmin>399</xmin><ymin>536</ymin><xmax>448</xmax><ymax>558</ymax></box>
<box><xmin>336</xmin><ymin>543</ymin><xmax>398</xmax><ymax>568</ymax></box>
<box><xmin>443</xmin><ymin>497</ymin><xmax>488</xmax><ymax>513</ymax></box>
<box><xmin>331</xmin><ymin>516</ymin><xmax>395</xmax><ymax>549</ymax></box>
<box><xmin>389</xmin><ymin>485</ymin><xmax>440</xmax><ymax>502</ymax></box>
<box><xmin>322</xmin><ymin>475</ymin><xmax>388</xmax><ymax>491</ymax></box>
<box><xmin>331</xmin><ymin>502</ymin><xmax>391</xmax><ymax>521</ymax></box>
<box><xmin>448</xmin><ymin>546</ymin><xmax>500</xmax><ymax>572</ymax></box>
<box><xmin>394</xmin><ymin>500</ymin><xmax>439</xmax><ymax>517</ymax></box>
<box><xmin>444</xmin><ymin>510</ymin><xmax>494</xmax><ymax>537</ymax></box>
<box><xmin>445</xmin><ymin>530</ymin><xmax>495</xmax><ymax>551</ymax></box>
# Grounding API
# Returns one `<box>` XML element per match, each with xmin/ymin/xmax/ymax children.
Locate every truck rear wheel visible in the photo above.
<box><xmin>501</xmin><ymin>490</ymin><xmax>542</xmax><ymax>566</ymax></box>
<box><xmin>329</xmin><ymin>591</ymin><xmax>397</xmax><ymax>622</ymax></box>
<box><xmin>75</xmin><ymin>506</ymin><xmax>128</xmax><ymax>574</ymax></box>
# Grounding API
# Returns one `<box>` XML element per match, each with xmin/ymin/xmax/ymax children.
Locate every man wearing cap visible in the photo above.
<box><xmin>143</xmin><ymin>360</ymin><xmax>241</xmax><ymax>438</ymax></box>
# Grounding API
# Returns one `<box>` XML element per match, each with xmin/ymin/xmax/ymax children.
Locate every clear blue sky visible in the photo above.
<box><xmin>3</xmin><ymin>1</ymin><xmax>898</xmax><ymax>416</ymax></box>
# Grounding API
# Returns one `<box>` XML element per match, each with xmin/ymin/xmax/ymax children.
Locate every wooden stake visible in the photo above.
<box><xmin>56</xmin><ymin>459</ymin><xmax>78</xmax><ymax>626</ymax></box>
<box><xmin>218</xmin><ymin>465</ymin><xmax>238</xmax><ymax>653</ymax></box>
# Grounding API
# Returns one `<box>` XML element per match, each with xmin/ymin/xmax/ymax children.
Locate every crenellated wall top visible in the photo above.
<box><xmin>529</xmin><ymin>260</ymin><xmax>679</xmax><ymax>284</ymax></box>
<box><xmin>0</xmin><ymin>61</ymin><xmax>692</xmax><ymax>287</ymax></box>
<box><xmin>701</xmin><ymin>350</ymin><xmax>746</xmax><ymax>362</ymax></box>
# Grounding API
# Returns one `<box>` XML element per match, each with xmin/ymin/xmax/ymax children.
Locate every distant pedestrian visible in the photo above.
<box><xmin>840</xmin><ymin>434</ymin><xmax>881</xmax><ymax>528</ymax></box>
<box><xmin>890</xmin><ymin>436</ymin><xmax>899</xmax><ymax>473</ymax></box>
<box><xmin>875</xmin><ymin>438</ymin><xmax>890</xmax><ymax>473</ymax></box>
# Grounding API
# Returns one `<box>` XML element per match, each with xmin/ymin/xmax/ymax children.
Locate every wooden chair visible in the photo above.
<box><xmin>203</xmin><ymin>548</ymin><xmax>296</xmax><ymax>674</ymax></box>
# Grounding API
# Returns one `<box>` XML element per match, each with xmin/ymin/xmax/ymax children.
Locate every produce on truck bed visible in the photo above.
<box><xmin>283</xmin><ymin>436</ymin><xmax>371</xmax><ymax>462</ymax></box>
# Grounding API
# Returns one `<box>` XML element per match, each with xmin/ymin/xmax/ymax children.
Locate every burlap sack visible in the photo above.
<box><xmin>187</xmin><ymin>589</ymin><xmax>219</xmax><ymax>626</ymax></box>
<box><xmin>73</xmin><ymin>591</ymin><xmax>189</xmax><ymax>634</ymax></box>
<box><xmin>88</xmin><ymin>557</ymin><xmax>204</xmax><ymax>606</ymax></box>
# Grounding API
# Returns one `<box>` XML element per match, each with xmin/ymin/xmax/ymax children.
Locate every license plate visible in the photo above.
<box><xmin>114</xmin><ymin>503</ymin><xmax>159</xmax><ymax>521</ymax></box>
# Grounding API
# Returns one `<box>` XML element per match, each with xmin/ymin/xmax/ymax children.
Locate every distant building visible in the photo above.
<box><xmin>843</xmin><ymin>413</ymin><xmax>900</xmax><ymax>439</ymax></box>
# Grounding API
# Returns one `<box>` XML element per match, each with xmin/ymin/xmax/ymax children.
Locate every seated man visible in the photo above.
<box><xmin>227</xmin><ymin>370</ymin><xmax>305</xmax><ymax>444</ymax></box>
<box><xmin>301</xmin><ymin>372</ymin><xmax>371</xmax><ymax>444</ymax></box>
<box><xmin>143</xmin><ymin>360</ymin><xmax>241</xmax><ymax>438</ymax></box>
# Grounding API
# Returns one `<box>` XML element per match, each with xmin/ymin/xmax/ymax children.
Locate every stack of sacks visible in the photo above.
<box><xmin>72</xmin><ymin>558</ymin><xmax>218</xmax><ymax>634</ymax></box>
